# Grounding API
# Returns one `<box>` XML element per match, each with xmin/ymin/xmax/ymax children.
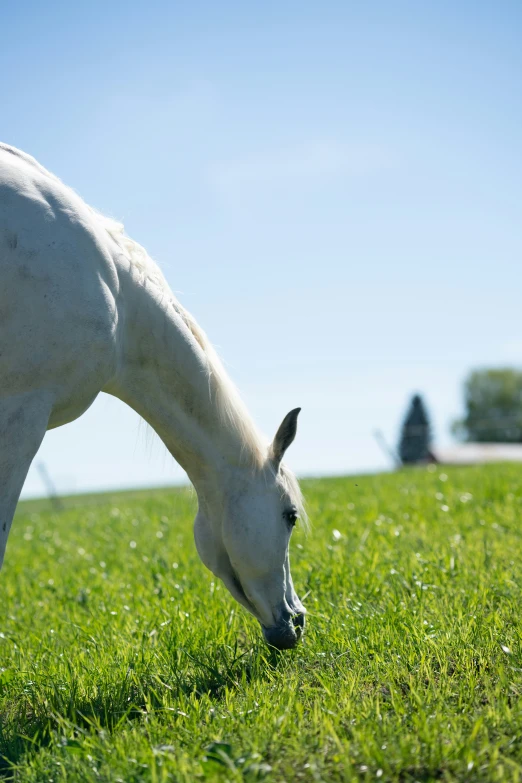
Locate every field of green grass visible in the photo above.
<box><xmin>1</xmin><ymin>464</ymin><xmax>522</xmax><ymax>782</ymax></box>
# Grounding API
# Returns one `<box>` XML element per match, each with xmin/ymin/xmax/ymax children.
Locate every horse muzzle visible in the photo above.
<box><xmin>262</xmin><ymin>608</ymin><xmax>306</xmax><ymax>650</ymax></box>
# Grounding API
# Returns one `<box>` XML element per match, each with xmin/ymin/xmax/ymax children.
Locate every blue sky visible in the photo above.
<box><xmin>2</xmin><ymin>1</ymin><xmax>521</xmax><ymax>496</ymax></box>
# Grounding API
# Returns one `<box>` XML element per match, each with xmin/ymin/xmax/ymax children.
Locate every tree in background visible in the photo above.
<box><xmin>398</xmin><ymin>394</ymin><xmax>433</xmax><ymax>465</ymax></box>
<box><xmin>452</xmin><ymin>368</ymin><xmax>522</xmax><ymax>443</ymax></box>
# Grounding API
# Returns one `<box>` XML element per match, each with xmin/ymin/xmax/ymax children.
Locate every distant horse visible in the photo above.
<box><xmin>0</xmin><ymin>143</ymin><xmax>306</xmax><ymax>649</ymax></box>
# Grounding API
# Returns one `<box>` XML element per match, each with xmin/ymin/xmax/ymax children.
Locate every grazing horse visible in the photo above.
<box><xmin>0</xmin><ymin>143</ymin><xmax>307</xmax><ymax>650</ymax></box>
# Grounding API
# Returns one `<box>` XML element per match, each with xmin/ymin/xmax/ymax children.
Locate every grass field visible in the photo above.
<box><xmin>1</xmin><ymin>464</ymin><xmax>522</xmax><ymax>782</ymax></box>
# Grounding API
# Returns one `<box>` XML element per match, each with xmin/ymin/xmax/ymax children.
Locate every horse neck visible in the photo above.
<box><xmin>108</xmin><ymin>266</ymin><xmax>263</xmax><ymax>495</ymax></box>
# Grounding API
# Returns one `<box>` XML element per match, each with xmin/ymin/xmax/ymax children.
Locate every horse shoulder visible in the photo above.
<box><xmin>0</xmin><ymin>147</ymin><xmax>121</xmax><ymax>421</ymax></box>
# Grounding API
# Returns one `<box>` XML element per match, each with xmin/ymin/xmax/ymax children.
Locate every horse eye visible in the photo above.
<box><xmin>284</xmin><ymin>509</ymin><xmax>298</xmax><ymax>527</ymax></box>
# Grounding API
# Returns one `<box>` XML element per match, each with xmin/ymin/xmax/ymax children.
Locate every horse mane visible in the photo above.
<box><xmin>100</xmin><ymin>216</ymin><xmax>306</xmax><ymax>522</ymax></box>
<box><xmin>99</xmin><ymin>214</ymin><xmax>269</xmax><ymax>465</ymax></box>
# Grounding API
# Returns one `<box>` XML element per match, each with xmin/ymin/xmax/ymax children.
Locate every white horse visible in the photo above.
<box><xmin>0</xmin><ymin>143</ymin><xmax>307</xmax><ymax>650</ymax></box>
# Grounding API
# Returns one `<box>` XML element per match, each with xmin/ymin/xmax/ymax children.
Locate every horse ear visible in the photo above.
<box><xmin>270</xmin><ymin>408</ymin><xmax>301</xmax><ymax>469</ymax></box>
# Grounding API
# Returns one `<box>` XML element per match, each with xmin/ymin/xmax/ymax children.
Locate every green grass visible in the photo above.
<box><xmin>1</xmin><ymin>464</ymin><xmax>522</xmax><ymax>782</ymax></box>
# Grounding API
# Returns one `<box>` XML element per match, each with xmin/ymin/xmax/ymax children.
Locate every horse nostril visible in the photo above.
<box><xmin>292</xmin><ymin>612</ymin><xmax>305</xmax><ymax>630</ymax></box>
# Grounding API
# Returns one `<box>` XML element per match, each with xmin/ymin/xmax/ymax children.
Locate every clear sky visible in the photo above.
<box><xmin>2</xmin><ymin>1</ymin><xmax>521</xmax><ymax>497</ymax></box>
